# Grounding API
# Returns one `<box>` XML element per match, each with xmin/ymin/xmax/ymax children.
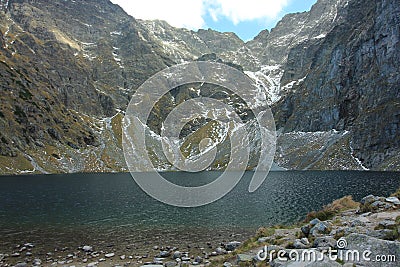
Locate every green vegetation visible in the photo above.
<box><xmin>336</xmin><ymin>258</ymin><xmax>346</xmax><ymax>265</ymax></box>
<box><xmin>359</xmin><ymin>201</ymin><xmax>378</xmax><ymax>213</ymax></box>
<box><xmin>180</xmin><ymin>121</ymin><xmax>221</xmax><ymax>158</ymax></box>
<box><xmin>372</xmin><ymin>214</ymin><xmax>400</xmax><ymax>241</ymax></box>
<box><xmin>18</xmin><ymin>87</ymin><xmax>33</xmax><ymax>100</ymax></box>
<box><xmin>0</xmin><ymin>154</ymin><xmax>34</xmax><ymax>174</ymax></box>
<box><xmin>14</xmin><ymin>105</ymin><xmax>26</xmax><ymax>118</ymax></box>
<box><xmin>111</xmin><ymin>113</ymin><xmax>123</xmax><ymax>148</ymax></box>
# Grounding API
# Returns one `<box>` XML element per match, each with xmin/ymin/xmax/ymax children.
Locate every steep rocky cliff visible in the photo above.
<box><xmin>273</xmin><ymin>0</ymin><xmax>400</xmax><ymax>170</ymax></box>
<box><xmin>0</xmin><ymin>0</ymin><xmax>171</xmax><ymax>173</ymax></box>
<box><xmin>0</xmin><ymin>0</ymin><xmax>398</xmax><ymax>174</ymax></box>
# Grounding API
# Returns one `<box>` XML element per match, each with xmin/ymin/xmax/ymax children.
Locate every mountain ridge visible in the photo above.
<box><xmin>0</xmin><ymin>0</ymin><xmax>398</xmax><ymax>174</ymax></box>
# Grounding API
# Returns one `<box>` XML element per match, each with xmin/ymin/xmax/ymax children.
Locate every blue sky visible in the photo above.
<box><xmin>205</xmin><ymin>0</ymin><xmax>317</xmax><ymax>40</ymax></box>
<box><xmin>111</xmin><ymin>0</ymin><xmax>318</xmax><ymax>41</ymax></box>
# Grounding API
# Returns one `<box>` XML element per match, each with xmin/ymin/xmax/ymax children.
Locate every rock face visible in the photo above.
<box><xmin>0</xmin><ymin>0</ymin><xmax>174</xmax><ymax>173</ymax></box>
<box><xmin>255</xmin><ymin>0</ymin><xmax>342</xmax><ymax>66</ymax></box>
<box><xmin>138</xmin><ymin>19</ymin><xmax>244</xmax><ymax>63</ymax></box>
<box><xmin>272</xmin><ymin>0</ymin><xmax>400</xmax><ymax>170</ymax></box>
<box><xmin>345</xmin><ymin>234</ymin><xmax>400</xmax><ymax>267</ymax></box>
<box><xmin>0</xmin><ymin>0</ymin><xmax>398</xmax><ymax>174</ymax></box>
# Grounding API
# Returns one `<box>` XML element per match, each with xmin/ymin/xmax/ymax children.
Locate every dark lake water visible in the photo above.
<box><xmin>0</xmin><ymin>171</ymin><xmax>399</xmax><ymax>253</ymax></box>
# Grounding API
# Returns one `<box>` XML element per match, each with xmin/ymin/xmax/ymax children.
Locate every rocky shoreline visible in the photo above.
<box><xmin>0</xmin><ymin>227</ymin><xmax>252</xmax><ymax>267</ymax></box>
<box><xmin>1</xmin><ymin>190</ymin><xmax>400</xmax><ymax>267</ymax></box>
<box><xmin>212</xmin><ymin>191</ymin><xmax>400</xmax><ymax>267</ymax></box>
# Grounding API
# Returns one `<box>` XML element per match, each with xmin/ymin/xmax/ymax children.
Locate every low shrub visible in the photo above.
<box><xmin>391</xmin><ymin>188</ymin><xmax>400</xmax><ymax>198</ymax></box>
<box><xmin>305</xmin><ymin>196</ymin><xmax>359</xmax><ymax>222</ymax></box>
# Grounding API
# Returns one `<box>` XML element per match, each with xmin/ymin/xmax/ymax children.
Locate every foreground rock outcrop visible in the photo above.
<box><xmin>212</xmin><ymin>193</ymin><xmax>400</xmax><ymax>267</ymax></box>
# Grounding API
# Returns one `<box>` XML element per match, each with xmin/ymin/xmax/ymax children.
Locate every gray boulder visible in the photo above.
<box><xmin>366</xmin><ymin>229</ymin><xmax>398</xmax><ymax>240</ymax></box>
<box><xmin>215</xmin><ymin>247</ymin><xmax>226</xmax><ymax>255</ymax></box>
<box><xmin>158</xmin><ymin>251</ymin><xmax>170</xmax><ymax>258</ymax></box>
<box><xmin>310</xmin><ymin>222</ymin><xmax>330</xmax><ymax>237</ymax></box>
<box><xmin>105</xmin><ymin>253</ymin><xmax>115</xmax><ymax>258</ymax></box>
<box><xmin>172</xmin><ymin>251</ymin><xmax>181</xmax><ymax>259</ymax></box>
<box><xmin>378</xmin><ymin>220</ymin><xmax>397</xmax><ymax>230</ymax></box>
<box><xmin>82</xmin><ymin>245</ymin><xmax>93</xmax><ymax>252</ymax></box>
<box><xmin>350</xmin><ymin>219</ymin><xmax>366</xmax><ymax>227</ymax></box>
<box><xmin>301</xmin><ymin>238</ymin><xmax>310</xmax><ymax>245</ymax></box>
<box><xmin>271</xmin><ymin>255</ymin><xmax>341</xmax><ymax>267</ymax></box>
<box><xmin>309</xmin><ymin>218</ymin><xmax>321</xmax><ymax>226</ymax></box>
<box><xmin>236</xmin><ymin>254</ymin><xmax>253</xmax><ymax>263</ymax></box>
<box><xmin>194</xmin><ymin>256</ymin><xmax>203</xmax><ymax>263</ymax></box>
<box><xmin>313</xmin><ymin>236</ymin><xmax>337</xmax><ymax>249</ymax></box>
<box><xmin>164</xmin><ymin>262</ymin><xmax>176</xmax><ymax>267</ymax></box>
<box><xmin>386</xmin><ymin>197</ymin><xmax>400</xmax><ymax>205</ymax></box>
<box><xmin>225</xmin><ymin>241</ymin><xmax>241</xmax><ymax>251</ymax></box>
<box><xmin>371</xmin><ymin>201</ymin><xmax>386</xmax><ymax>208</ymax></box>
<box><xmin>293</xmin><ymin>239</ymin><xmax>309</xmax><ymax>249</ymax></box>
<box><xmin>301</xmin><ymin>225</ymin><xmax>311</xmax><ymax>236</ymax></box>
<box><xmin>345</xmin><ymin>233</ymin><xmax>400</xmax><ymax>267</ymax></box>
<box><xmin>32</xmin><ymin>259</ymin><xmax>41</xmax><ymax>266</ymax></box>
<box><xmin>361</xmin><ymin>195</ymin><xmax>379</xmax><ymax>205</ymax></box>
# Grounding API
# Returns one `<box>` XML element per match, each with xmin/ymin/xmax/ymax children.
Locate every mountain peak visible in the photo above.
<box><xmin>0</xmin><ymin>0</ymin><xmax>399</xmax><ymax>174</ymax></box>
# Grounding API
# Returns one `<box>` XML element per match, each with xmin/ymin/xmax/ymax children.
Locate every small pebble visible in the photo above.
<box><xmin>105</xmin><ymin>252</ymin><xmax>115</xmax><ymax>258</ymax></box>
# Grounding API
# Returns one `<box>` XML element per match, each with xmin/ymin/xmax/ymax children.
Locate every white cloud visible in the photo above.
<box><xmin>111</xmin><ymin>0</ymin><xmax>288</xmax><ymax>29</ymax></box>
<box><xmin>207</xmin><ymin>0</ymin><xmax>289</xmax><ymax>25</ymax></box>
